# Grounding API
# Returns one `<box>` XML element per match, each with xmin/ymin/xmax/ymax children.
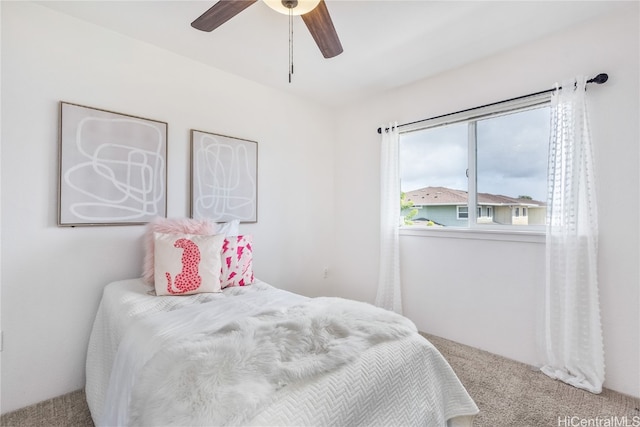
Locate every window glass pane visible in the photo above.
<box><xmin>400</xmin><ymin>123</ymin><xmax>468</xmax><ymax>227</ymax></box>
<box><xmin>476</xmin><ymin>106</ymin><xmax>550</xmax><ymax>227</ymax></box>
<box><xmin>399</xmin><ymin>101</ymin><xmax>550</xmax><ymax>230</ymax></box>
<box><xmin>457</xmin><ymin>206</ymin><xmax>468</xmax><ymax>219</ymax></box>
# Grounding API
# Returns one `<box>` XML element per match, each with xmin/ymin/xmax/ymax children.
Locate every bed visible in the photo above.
<box><xmin>86</xmin><ymin>277</ymin><xmax>479</xmax><ymax>426</ymax></box>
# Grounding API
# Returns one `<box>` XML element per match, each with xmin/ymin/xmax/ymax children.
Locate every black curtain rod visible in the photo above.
<box><xmin>376</xmin><ymin>73</ymin><xmax>609</xmax><ymax>134</ymax></box>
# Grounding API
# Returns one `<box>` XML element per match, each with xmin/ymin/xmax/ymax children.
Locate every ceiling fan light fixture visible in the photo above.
<box><xmin>263</xmin><ymin>0</ymin><xmax>321</xmax><ymax>16</ymax></box>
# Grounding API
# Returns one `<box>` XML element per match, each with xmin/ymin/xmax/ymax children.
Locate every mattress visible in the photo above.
<box><xmin>86</xmin><ymin>278</ymin><xmax>478</xmax><ymax>426</ymax></box>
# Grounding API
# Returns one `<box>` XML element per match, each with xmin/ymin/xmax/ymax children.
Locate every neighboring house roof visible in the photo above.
<box><xmin>405</xmin><ymin>186</ymin><xmax>546</xmax><ymax>207</ymax></box>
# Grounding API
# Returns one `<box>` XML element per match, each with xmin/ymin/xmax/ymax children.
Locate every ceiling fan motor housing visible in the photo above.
<box><xmin>282</xmin><ymin>0</ymin><xmax>299</xmax><ymax>9</ymax></box>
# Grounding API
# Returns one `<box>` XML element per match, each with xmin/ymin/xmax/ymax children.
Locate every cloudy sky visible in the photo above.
<box><xmin>399</xmin><ymin>106</ymin><xmax>550</xmax><ymax>202</ymax></box>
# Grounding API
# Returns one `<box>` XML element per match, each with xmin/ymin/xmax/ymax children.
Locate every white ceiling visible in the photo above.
<box><xmin>39</xmin><ymin>0</ymin><xmax>624</xmax><ymax>107</ymax></box>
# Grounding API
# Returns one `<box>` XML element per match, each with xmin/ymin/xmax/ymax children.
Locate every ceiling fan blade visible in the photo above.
<box><xmin>301</xmin><ymin>0</ymin><xmax>343</xmax><ymax>58</ymax></box>
<box><xmin>191</xmin><ymin>0</ymin><xmax>258</xmax><ymax>32</ymax></box>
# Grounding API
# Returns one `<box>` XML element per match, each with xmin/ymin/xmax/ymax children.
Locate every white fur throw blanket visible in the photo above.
<box><xmin>128</xmin><ymin>297</ymin><xmax>417</xmax><ymax>426</ymax></box>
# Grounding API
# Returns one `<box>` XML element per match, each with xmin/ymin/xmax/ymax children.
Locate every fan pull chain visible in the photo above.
<box><xmin>288</xmin><ymin>7</ymin><xmax>294</xmax><ymax>83</ymax></box>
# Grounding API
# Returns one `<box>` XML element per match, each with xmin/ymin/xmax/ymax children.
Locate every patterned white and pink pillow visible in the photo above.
<box><xmin>220</xmin><ymin>235</ymin><xmax>254</xmax><ymax>288</ymax></box>
<box><xmin>154</xmin><ymin>232</ymin><xmax>225</xmax><ymax>296</ymax></box>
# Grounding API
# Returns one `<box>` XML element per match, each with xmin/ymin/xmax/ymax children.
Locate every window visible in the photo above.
<box><xmin>399</xmin><ymin>95</ymin><xmax>550</xmax><ymax>231</ymax></box>
<box><xmin>457</xmin><ymin>206</ymin><xmax>468</xmax><ymax>219</ymax></box>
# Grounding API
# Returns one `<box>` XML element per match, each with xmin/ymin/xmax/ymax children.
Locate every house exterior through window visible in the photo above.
<box><xmin>404</xmin><ymin>186</ymin><xmax>546</xmax><ymax>227</ymax></box>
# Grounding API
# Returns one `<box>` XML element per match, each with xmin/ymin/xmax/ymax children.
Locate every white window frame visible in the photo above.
<box><xmin>399</xmin><ymin>92</ymin><xmax>551</xmax><ymax>239</ymax></box>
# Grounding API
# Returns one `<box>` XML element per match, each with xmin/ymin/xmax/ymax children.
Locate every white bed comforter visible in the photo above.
<box><xmin>86</xmin><ymin>278</ymin><xmax>478</xmax><ymax>427</ymax></box>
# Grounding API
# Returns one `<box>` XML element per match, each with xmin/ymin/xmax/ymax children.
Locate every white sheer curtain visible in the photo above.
<box><xmin>375</xmin><ymin>122</ymin><xmax>403</xmax><ymax>314</ymax></box>
<box><xmin>541</xmin><ymin>76</ymin><xmax>604</xmax><ymax>393</ymax></box>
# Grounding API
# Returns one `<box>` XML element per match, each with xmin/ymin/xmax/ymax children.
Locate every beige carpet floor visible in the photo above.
<box><xmin>1</xmin><ymin>333</ymin><xmax>638</xmax><ymax>426</ymax></box>
<box><xmin>424</xmin><ymin>333</ymin><xmax>640</xmax><ymax>427</ymax></box>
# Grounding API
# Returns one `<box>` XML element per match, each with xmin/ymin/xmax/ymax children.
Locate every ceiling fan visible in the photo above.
<box><xmin>191</xmin><ymin>0</ymin><xmax>343</xmax><ymax>59</ymax></box>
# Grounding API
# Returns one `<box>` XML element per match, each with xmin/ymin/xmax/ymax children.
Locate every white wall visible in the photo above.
<box><xmin>0</xmin><ymin>2</ymin><xmax>335</xmax><ymax>413</ymax></box>
<box><xmin>332</xmin><ymin>4</ymin><xmax>639</xmax><ymax>398</ymax></box>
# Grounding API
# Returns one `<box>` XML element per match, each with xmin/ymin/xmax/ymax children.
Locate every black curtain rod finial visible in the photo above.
<box><xmin>588</xmin><ymin>73</ymin><xmax>608</xmax><ymax>84</ymax></box>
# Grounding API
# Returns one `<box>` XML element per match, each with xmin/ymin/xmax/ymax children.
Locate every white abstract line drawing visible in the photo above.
<box><xmin>192</xmin><ymin>131</ymin><xmax>257</xmax><ymax>222</ymax></box>
<box><xmin>59</xmin><ymin>103</ymin><xmax>167</xmax><ymax>225</ymax></box>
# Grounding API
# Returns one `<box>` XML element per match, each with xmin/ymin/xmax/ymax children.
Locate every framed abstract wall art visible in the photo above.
<box><xmin>58</xmin><ymin>102</ymin><xmax>167</xmax><ymax>226</ymax></box>
<box><xmin>190</xmin><ymin>130</ymin><xmax>257</xmax><ymax>223</ymax></box>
